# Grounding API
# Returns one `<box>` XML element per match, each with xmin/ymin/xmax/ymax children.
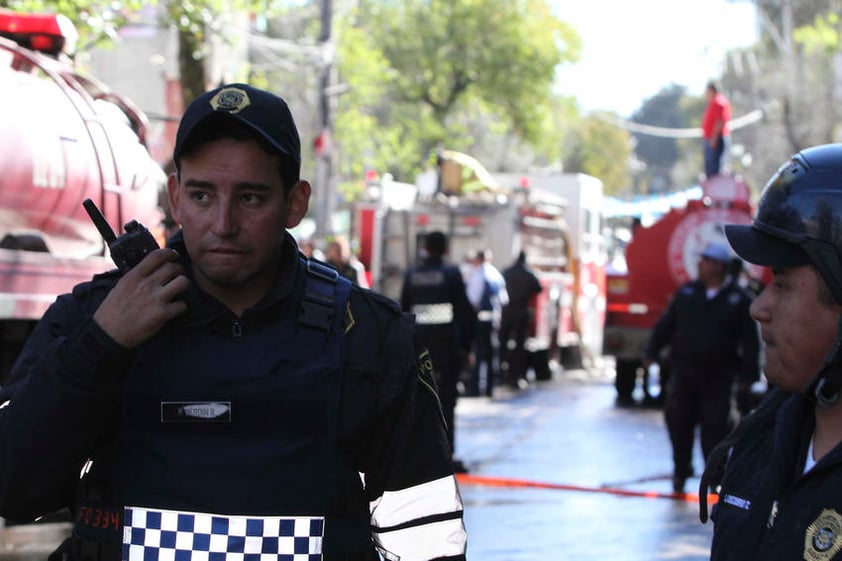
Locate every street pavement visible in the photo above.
<box><xmin>0</xmin><ymin>359</ymin><xmax>716</xmax><ymax>560</ymax></box>
<box><xmin>455</xmin><ymin>360</ymin><xmax>714</xmax><ymax>561</ymax></box>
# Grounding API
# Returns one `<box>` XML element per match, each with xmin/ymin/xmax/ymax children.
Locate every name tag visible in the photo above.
<box><xmin>722</xmin><ymin>493</ymin><xmax>752</xmax><ymax>510</ymax></box>
<box><xmin>123</xmin><ymin>506</ymin><xmax>323</xmax><ymax>560</ymax></box>
<box><xmin>161</xmin><ymin>401</ymin><xmax>232</xmax><ymax>423</ymax></box>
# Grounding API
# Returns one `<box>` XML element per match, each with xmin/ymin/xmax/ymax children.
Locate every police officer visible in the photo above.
<box><xmin>644</xmin><ymin>241</ymin><xmax>760</xmax><ymax>494</ymax></box>
<box><xmin>499</xmin><ymin>251</ymin><xmax>542</xmax><ymax>388</ymax></box>
<box><xmin>700</xmin><ymin>143</ymin><xmax>842</xmax><ymax>560</ymax></box>
<box><xmin>401</xmin><ymin>231</ymin><xmax>474</xmax><ymax>473</ymax></box>
<box><xmin>0</xmin><ymin>84</ymin><xmax>466</xmax><ymax>561</ymax></box>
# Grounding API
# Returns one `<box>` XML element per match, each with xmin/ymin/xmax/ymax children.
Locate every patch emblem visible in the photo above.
<box><xmin>417</xmin><ymin>349</ymin><xmax>446</xmax><ymax>428</ymax></box>
<box><xmin>805</xmin><ymin>508</ymin><xmax>842</xmax><ymax>561</ymax></box>
<box><xmin>344</xmin><ymin>301</ymin><xmax>355</xmax><ymax>334</ymax></box>
<box><xmin>418</xmin><ymin>349</ymin><xmax>436</xmax><ymax>390</ymax></box>
<box><xmin>209</xmin><ymin>87</ymin><xmax>251</xmax><ymax>114</ymax></box>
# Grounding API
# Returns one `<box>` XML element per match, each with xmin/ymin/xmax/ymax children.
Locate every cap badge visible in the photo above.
<box><xmin>209</xmin><ymin>87</ymin><xmax>251</xmax><ymax>114</ymax></box>
<box><xmin>805</xmin><ymin>508</ymin><xmax>842</xmax><ymax>561</ymax></box>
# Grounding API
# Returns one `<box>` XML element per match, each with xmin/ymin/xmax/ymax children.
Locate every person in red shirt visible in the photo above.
<box><xmin>701</xmin><ymin>80</ymin><xmax>732</xmax><ymax>178</ymax></box>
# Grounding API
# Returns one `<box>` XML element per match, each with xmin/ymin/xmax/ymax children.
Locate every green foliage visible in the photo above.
<box><xmin>337</xmin><ymin>0</ymin><xmax>581</xmax><ymax>183</ymax></box>
<box><xmin>793</xmin><ymin>12</ymin><xmax>840</xmax><ymax>54</ymax></box>
<box><xmin>0</xmin><ymin>0</ymin><xmax>148</xmax><ymax>49</ymax></box>
<box><xmin>562</xmin><ymin>114</ymin><xmax>632</xmax><ymax>196</ymax></box>
<box><xmin>631</xmin><ymin>84</ymin><xmax>688</xmax><ymax>169</ymax></box>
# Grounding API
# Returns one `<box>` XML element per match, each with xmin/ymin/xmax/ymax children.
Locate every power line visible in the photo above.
<box><xmin>597</xmin><ymin>102</ymin><xmax>777</xmax><ymax>139</ymax></box>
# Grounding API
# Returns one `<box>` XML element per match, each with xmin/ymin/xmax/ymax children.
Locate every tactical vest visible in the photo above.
<box><xmin>53</xmin><ymin>259</ymin><xmax>369</xmax><ymax>561</ymax></box>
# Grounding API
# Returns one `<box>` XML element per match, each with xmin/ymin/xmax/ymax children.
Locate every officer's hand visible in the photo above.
<box><xmin>93</xmin><ymin>248</ymin><xmax>189</xmax><ymax>348</ymax></box>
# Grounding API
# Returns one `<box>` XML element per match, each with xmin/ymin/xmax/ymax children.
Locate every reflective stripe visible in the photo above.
<box><xmin>373</xmin><ymin>518</ymin><xmax>466</xmax><ymax>561</ymax></box>
<box><xmin>412</xmin><ymin>303</ymin><xmax>454</xmax><ymax>325</ymax></box>
<box><xmin>371</xmin><ymin>475</ymin><xmax>463</xmax><ymax>527</ymax></box>
<box><xmin>122</xmin><ymin>506</ymin><xmax>323</xmax><ymax>560</ymax></box>
<box><xmin>476</xmin><ymin>310</ymin><xmax>495</xmax><ymax>322</ymax></box>
<box><xmin>370</xmin><ymin>476</ymin><xmax>465</xmax><ymax>560</ymax></box>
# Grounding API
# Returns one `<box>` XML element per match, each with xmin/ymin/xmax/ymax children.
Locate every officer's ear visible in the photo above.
<box><xmin>285</xmin><ymin>180</ymin><xmax>311</xmax><ymax>229</ymax></box>
<box><xmin>167</xmin><ymin>172</ymin><xmax>182</xmax><ymax>224</ymax></box>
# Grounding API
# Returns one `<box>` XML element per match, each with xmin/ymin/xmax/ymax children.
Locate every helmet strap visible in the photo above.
<box><xmin>805</xmin><ymin>315</ymin><xmax>842</xmax><ymax>408</ymax></box>
<box><xmin>802</xmin><ymin>241</ymin><xmax>842</xmax><ymax>306</ymax></box>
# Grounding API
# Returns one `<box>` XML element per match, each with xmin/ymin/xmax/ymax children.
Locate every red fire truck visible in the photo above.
<box><xmin>0</xmin><ymin>10</ymin><xmax>166</xmax><ymax>378</ymax></box>
<box><xmin>603</xmin><ymin>174</ymin><xmax>768</xmax><ymax>402</ymax></box>
<box><xmin>354</xmin><ymin>153</ymin><xmax>607</xmax><ymax>374</ymax></box>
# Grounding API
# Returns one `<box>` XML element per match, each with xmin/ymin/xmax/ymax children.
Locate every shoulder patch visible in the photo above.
<box><xmin>418</xmin><ymin>349</ymin><xmax>436</xmax><ymax>392</ymax></box>
<box><xmin>343</xmin><ymin>301</ymin><xmax>355</xmax><ymax>334</ymax></box>
<box><xmin>417</xmin><ymin>348</ymin><xmax>446</xmax><ymax>427</ymax></box>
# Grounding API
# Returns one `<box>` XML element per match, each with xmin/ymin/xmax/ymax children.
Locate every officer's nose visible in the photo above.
<box><xmin>211</xmin><ymin>200</ymin><xmax>240</xmax><ymax>237</ymax></box>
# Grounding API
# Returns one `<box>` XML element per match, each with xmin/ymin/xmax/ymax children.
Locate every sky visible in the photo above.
<box><xmin>552</xmin><ymin>0</ymin><xmax>759</xmax><ymax>116</ymax></box>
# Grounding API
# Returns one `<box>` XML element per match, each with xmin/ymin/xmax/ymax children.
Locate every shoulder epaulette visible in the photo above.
<box><xmin>298</xmin><ymin>257</ymin><xmax>352</xmax><ymax>350</ymax></box>
<box><xmin>300</xmin><ymin>258</ymin><xmax>340</xmax><ymax>331</ymax></box>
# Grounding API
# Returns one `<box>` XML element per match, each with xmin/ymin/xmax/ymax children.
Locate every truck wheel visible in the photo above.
<box><xmin>615</xmin><ymin>360</ymin><xmax>639</xmax><ymax>402</ymax></box>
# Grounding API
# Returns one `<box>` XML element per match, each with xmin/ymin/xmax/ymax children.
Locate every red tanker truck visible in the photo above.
<box><xmin>603</xmin><ymin>174</ymin><xmax>769</xmax><ymax>403</ymax></box>
<box><xmin>0</xmin><ymin>10</ymin><xmax>166</xmax><ymax>380</ymax></box>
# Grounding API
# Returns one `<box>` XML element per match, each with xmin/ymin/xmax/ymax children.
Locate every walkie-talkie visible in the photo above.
<box><xmin>83</xmin><ymin>198</ymin><xmax>159</xmax><ymax>272</ymax></box>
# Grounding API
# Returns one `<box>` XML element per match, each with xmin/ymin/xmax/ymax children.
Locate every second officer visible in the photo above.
<box><xmin>401</xmin><ymin>231</ymin><xmax>475</xmax><ymax>472</ymax></box>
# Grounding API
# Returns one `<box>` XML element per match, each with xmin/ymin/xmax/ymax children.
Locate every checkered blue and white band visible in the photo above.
<box><xmin>122</xmin><ymin>506</ymin><xmax>324</xmax><ymax>561</ymax></box>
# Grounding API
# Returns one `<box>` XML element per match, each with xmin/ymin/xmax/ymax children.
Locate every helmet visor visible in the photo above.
<box><xmin>725</xmin><ymin>224</ymin><xmax>811</xmax><ymax>268</ymax></box>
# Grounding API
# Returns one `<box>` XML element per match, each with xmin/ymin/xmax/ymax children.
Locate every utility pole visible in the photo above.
<box><xmin>313</xmin><ymin>0</ymin><xmax>335</xmax><ymax>238</ymax></box>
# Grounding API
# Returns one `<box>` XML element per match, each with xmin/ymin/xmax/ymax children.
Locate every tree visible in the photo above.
<box><xmin>337</xmin><ymin>0</ymin><xmax>582</xmax><ymax>182</ymax></box>
<box><xmin>629</xmin><ymin>84</ymin><xmax>692</xmax><ymax>193</ymax></box>
<box><xmin>1</xmin><ymin>0</ymin><xmax>275</xmax><ymax>110</ymax></box>
<box><xmin>707</xmin><ymin>3</ymin><xmax>842</xmax><ymax>195</ymax></box>
<box><xmin>165</xmin><ymin>0</ymin><xmax>277</xmax><ymax>109</ymax></box>
<box><xmin>0</xmin><ymin>0</ymin><xmax>147</xmax><ymax>48</ymax></box>
<box><xmin>561</xmin><ymin>114</ymin><xmax>633</xmax><ymax>197</ymax></box>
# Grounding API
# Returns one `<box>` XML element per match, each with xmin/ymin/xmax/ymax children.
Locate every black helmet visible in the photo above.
<box><xmin>726</xmin><ymin>143</ymin><xmax>842</xmax><ymax>405</ymax></box>
<box><xmin>725</xmin><ymin>143</ymin><xmax>842</xmax><ymax>305</ymax></box>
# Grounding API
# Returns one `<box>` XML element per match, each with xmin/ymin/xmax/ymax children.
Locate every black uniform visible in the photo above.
<box><xmin>400</xmin><ymin>255</ymin><xmax>474</xmax><ymax>456</ymax></box>
<box><xmin>708</xmin><ymin>389</ymin><xmax>842</xmax><ymax>561</ymax></box>
<box><xmin>0</xmin><ymin>232</ymin><xmax>466</xmax><ymax>561</ymax></box>
<box><xmin>645</xmin><ymin>279</ymin><xmax>760</xmax><ymax>485</ymax></box>
<box><xmin>500</xmin><ymin>258</ymin><xmax>542</xmax><ymax>385</ymax></box>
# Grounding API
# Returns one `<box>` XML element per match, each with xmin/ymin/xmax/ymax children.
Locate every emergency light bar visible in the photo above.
<box><xmin>0</xmin><ymin>10</ymin><xmax>78</xmax><ymax>57</ymax></box>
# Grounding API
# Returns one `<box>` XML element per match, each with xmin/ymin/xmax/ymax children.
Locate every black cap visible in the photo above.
<box><xmin>173</xmin><ymin>83</ymin><xmax>301</xmax><ymax>169</ymax></box>
<box><xmin>725</xmin><ymin>223</ymin><xmax>811</xmax><ymax>269</ymax></box>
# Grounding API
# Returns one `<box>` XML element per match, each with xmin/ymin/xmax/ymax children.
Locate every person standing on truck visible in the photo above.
<box><xmin>500</xmin><ymin>250</ymin><xmax>543</xmax><ymax>388</ymax></box>
<box><xmin>464</xmin><ymin>249</ymin><xmax>508</xmax><ymax>397</ymax></box>
<box><xmin>401</xmin><ymin>231</ymin><xmax>475</xmax><ymax>473</ymax></box>
<box><xmin>700</xmin><ymin>143</ymin><xmax>842</xmax><ymax>561</ymax></box>
<box><xmin>0</xmin><ymin>83</ymin><xmax>466</xmax><ymax>561</ymax></box>
<box><xmin>701</xmin><ymin>80</ymin><xmax>732</xmax><ymax>178</ymax></box>
<box><xmin>643</xmin><ymin>240</ymin><xmax>760</xmax><ymax>494</ymax></box>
